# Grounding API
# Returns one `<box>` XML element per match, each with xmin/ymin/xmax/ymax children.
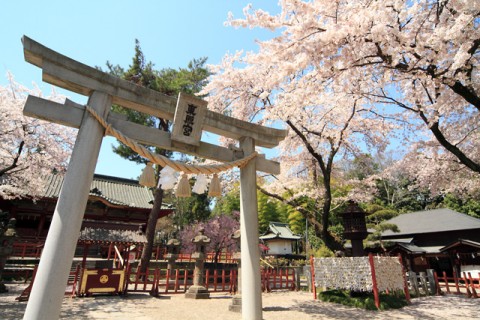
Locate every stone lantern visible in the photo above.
<box><xmin>229</xmin><ymin>229</ymin><xmax>241</xmax><ymax>312</ymax></box>
<box><xmin>0</xmin><ymin>211</ymin><xmax>16</xmax><ymax>293</ymax></box>
<box><xmin>342</xmin><ymin>200</ymin><xmax>368</xmax><ymax>257</ymax></box>
<box><xmin>185</xmin><ymin>228</ymin><xmax>210</xmax><ymax>299</ymax></box>
<box><xmin>165</xmin><ymin>238</ymin><xmax>181</xmax><ymax>275</ymax></box>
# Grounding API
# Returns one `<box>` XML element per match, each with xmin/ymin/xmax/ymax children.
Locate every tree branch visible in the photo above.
<box><xmin>0</xmin><ymin>140</ymin><xmax>24</xmax><ymax>177</ymax></box>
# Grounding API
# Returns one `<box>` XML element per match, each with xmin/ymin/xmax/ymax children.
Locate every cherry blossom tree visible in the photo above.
<box><xmin>179</xmin><ymin>213</ymin><xmax>239</xmax><ymax>263</ymax></box>
<box><xmin>0</xmin><ymin>73</ymin><xmax>75</xmax><ymax>199</ymax></box>
<box><xmin>200</xmin><ymin>0</ymin><xmax>480</xmax><ymax>246</ymax></box>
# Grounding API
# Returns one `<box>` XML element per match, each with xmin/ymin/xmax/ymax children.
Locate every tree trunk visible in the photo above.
<box><xmin>321</xmin><ymin>172</ymin><xmax>332</xmax><ymax>245</ymax></box>
<box><xmin>139</xmin><ymin>187</ymin><xmax>164</xmax><ymax>273</ymax></box>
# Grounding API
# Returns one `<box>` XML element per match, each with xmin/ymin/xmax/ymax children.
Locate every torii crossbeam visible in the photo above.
<box><xmin>20</xmin><ymin>36</ymin><xmax>287</xmax><ymax>320</ymax></box>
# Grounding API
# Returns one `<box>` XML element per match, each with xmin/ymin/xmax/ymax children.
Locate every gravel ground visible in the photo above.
<box><xmin>1</xmin><ymin>282</ymin><xmax>479</xmax><ymax>319</ymax></box>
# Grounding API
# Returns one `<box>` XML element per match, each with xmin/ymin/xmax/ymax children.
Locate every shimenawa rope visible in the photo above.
<box><xmin>85</xmin><ymin>105</ymin><xmax>257</xmax><ymax>175</ymax></box>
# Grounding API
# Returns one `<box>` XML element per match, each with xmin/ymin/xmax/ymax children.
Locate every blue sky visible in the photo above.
<box><xmin>1</xmin><ymin>1</ymin><xmax>280</xmax><ymax>180</ymax></box>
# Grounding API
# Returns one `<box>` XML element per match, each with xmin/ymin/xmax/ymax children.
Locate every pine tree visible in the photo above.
<box><xmin>105</xmin><ymin>40</ymin><xmax>210</xmax><ymax>272</ymax></box>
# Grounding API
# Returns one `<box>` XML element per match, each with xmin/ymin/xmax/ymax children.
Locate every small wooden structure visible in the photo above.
<box><xmin>259</xmin><ymin>222</ymin><xmax>301</xmax><ymax>256</ymax></box>
<box><xmin>78</xmin><ymin>268</ymin><xmax>126</xmax><ymax>296</ymax></box>
<box><xmin>440</xmin><ymin>239</ymin><xmax>480</xmax><ymax>278</ymax></box>
<box><xmin>77</xmin><ymin>224</ymin><xmax>148</xmax><ymax>269</ymax></box>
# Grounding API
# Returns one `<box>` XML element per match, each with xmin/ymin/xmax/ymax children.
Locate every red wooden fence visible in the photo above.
<box><xmin>127</xmin><ymin>267</ymin><xmax>237</xmax><ymax>296</ymax></box>
<box><xmin>11</xmin><ymin>242</ymin><xmax>44</xmax><ymax>259</ymax></box>
<box><xmin>16</xmin><ymin>265</ymin><xmax>80</xmax><ymax>301</ymax></box>
<box><xmin>261</xmin><ymin>267</ymin><xmax>296</xmax><ymax>292</ymax></box>
<box><xmin>11</xmin><ymin>240</ymin><xmax>236</xmax><ymax>264</ymax></box>
<box><xmin>434</xmin><ymin>271</ymin><xmax>479</xmax><ymax>298</ymax></box>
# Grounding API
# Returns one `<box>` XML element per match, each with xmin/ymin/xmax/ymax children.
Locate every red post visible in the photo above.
<box><xmin>453</xmin><ymin>271</ymin><xmax>460</xmax><ymax>293</ymax></box>
<box><xmin>368</xmin><ymin>254</ymin><xmax>381</xmax><ymax>309</ymax></box>
<box><xmin>165</xmin><ymin>268</ymin><xmax>170</xmax><ymax>293</ymax></box>
<box><xmin>397</xmin><ymin>254</ymin><xmax>411</xmax><ymax>303</ymax></box>
<box><xmin>443</xmin><ymin>272</ymin><xmax>450</xmax><ymax>293</ymax></box>
<box><xmin>279</xmin><ymin>269</ymin><xmax>283</xmax><ymax>289</ymax></box>
<box><xmin>107</xmin><ymin>243</ymin><xmax>113</xmax><ymax>261</ymax></box>
<box><xmin>213</xmin><ymin>269</ymin><xmax>218</xmax><ymax>291</ymax></box>
<box><xmin>71</xmin><ymin>264</ymin><xmax>80</xmax><ymax>297</ymax></box>
<box><xmin>183</xmin><ymin>269</ymin><xmax>188</xmax><ymax>292</ymax></box>
<box><xmin>433</xmin><ymin>271</ymin><xmax>441</xmax><ymax>295</ymax></box>
<box><xmin>123</xmin><ymin>264</ymin><xmax>131</xmax><ymax>294</ymax></box>
<box><xmin>81</xmin><ymin>243</ymin><xmax>89</xmax><ymax>270</ymax></box>
<box><xmin>468</xmin><ymin>273</ymin><xmax>478</xmax><ymax>298</ymax></box>
<box><xmin>22</xmin><ymin>243</ymin><xmax>27</xmax><ymax>259</ymax></box>
<box><xmin>310</xmin><ymin>255</ymin><xmax>316</xmax><ymax>300</ymax></box>
<box><xmin>205</xmin><ymin>269</ymin><xmax>210</xmax><ymax>290</ymax></box>
<box><xmin>462</xmin><ymin>272</ymin><xmax>471</xmax><ymax>297</ymax></box>
<box><xmin>222</xmin><ymin>269</ymin><xmax>226</xmax><ymax>291</ymax></box>
<box><xmin>285</xmin><ymin>269</ymin><xmax>290</xmax><ymax>289</ymax></box>
<box><xmin>174</xmin><ymin>269</ymin><xmax>180</xmax><ymax>293</ymax></box>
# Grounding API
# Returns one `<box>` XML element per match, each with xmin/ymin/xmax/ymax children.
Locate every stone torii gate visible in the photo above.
<box><xmin>20</xmin><ymin>36</ymin><xmax>287</xmax><ymax>320</ymax></box>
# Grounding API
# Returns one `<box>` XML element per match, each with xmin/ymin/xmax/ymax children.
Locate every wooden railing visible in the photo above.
<box><xmin>434</xmin><ymin>271</ymin><xmax>479</xmax><ymax>298</ymax></box>
<box><xmin>11</xmin><ymin>242</ymin><xmax>44</xmax><ymax>259</ymax></box>
<box><xmin>125</xmin><ymin>266</ymin><xmax>296</xmax><ymax>296</ymax></box>
<box><xmin>16</xmin><ymin>265</ymin><xmax>80</xmax><ymax>301</ymax></box>
<box><xmin>261</xmin><ymin>267</ymin><xmax>296</xmax><ymax>292</ymax></box>
<box><xmin>10</xmin><ymin>241</ymin><xmax>237</xmax><ymax>264</ymax></box>
<box><xmin>125</xmin><ymin>266</ymin><xmax>237</xmax><ymax>295</ymax></box>
<box><xmin>14</xmin><ymin>264</ymin><xmax>297</xmax><ymax>300</ymax></box>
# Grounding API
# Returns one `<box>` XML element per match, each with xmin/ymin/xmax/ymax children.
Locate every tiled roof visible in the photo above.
<box><xmin>260</xmin><ymin>222</ymin><xmax>302</xmax><ymax>240</ymax></box>
<box><xmin>79</xmin><ymin>227</ymin><xmax>147</xmax><ymax>244</ymax></box>
<box><xmin>382</xmin><ymin>208</ymin><xmax>480</xmax><ymax>237</ymax></box>
<box><xmin>41</xmin><ymin>173</ymin><xmax>173</xmax><ymax>210</ymax></box>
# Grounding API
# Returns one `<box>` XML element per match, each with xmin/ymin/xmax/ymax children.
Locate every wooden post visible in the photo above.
<box><xmin>408</xmin><ymin>272</ymin><xmax>420</xmax><ymax>296</ymax></box>
<box><xmin>107</xmin><ymin>243</ymin><xmax>113</xmax><ymax>261</ymax></box>
<box><xmin>368</xmin><ymin>254</ymin><xmax>380</xmax><ymax>309</ymax></box>
<box><xmin>239</xmin><ymin>137</ymin><xmax>262</xmax><ymax>320</ymax></box>
<box><xmin>462</xmin><ymin>272</ymin><xmax>472</xmax><ymax>297</ymax></box>
<box><xmin>398</xmin><ymin>255</ymin><xmax>411</xmax><ymax>302</ymax></box>
<box><xmin>419</xmin><ymin>272</ymin><xmax>428</xmax><ymax>295</ymax></box>
<box><xmin>443</xmin><ymin>271</ymin><xmax>451</xmax><ymax>293</ymax></box>
<box><xmin>453</xmin><ymin>271</ymin><xmax>460</xmax><ymax>294</ymax></box>
<box><xmin>310</xmin><ymin>256</ymin><xmax>316</xmax><ymax>299</ymax></box>
<box><xmin>426</xmin><ymin>269</ymin><xmax>436</xmax><ymax>295</ymax></box>
<box><xmin>23</xmin><ymin>91</ymin><xmax>111</xmax><ymax>320</ymax></box>
<box><xmin>468</xmin><ymin>272</ymin><xmax>478</xmax><ymax>298</ymax></box>
<box><xmin>82</xmin><ymin>243</ymin><xmax>89</xmax><ymax>269</ymax></box>
<box><xmin>433</xmin><ymin>271</ymin><xmax>442</xmax><ymax>295</ymax></box>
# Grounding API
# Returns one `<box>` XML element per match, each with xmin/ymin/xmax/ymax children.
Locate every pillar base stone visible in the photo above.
<box><xmin>185</xmin><ymin>285</ymin><xmax>210</xmax><ymax>299</ymax></box>
<box><xmin>228</xmin><ymin>296</ymin><xmax>242</xmax><ymax>312</ymax></box>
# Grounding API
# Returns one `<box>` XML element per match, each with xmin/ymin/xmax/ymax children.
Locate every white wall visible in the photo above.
<box><xmin>266</xmin><ymin>239</ymin><xmax>292</xmax><ymax>255</ymax></box>
<box><xmin>461</xmin><ymin>265</ymin><xmax>480</xmax><ymax>278</ymax></box>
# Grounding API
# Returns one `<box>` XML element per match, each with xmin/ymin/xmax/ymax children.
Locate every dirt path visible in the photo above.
<box><xmin>1</xmin><ymin>282</ymin><xmax>479</xmax><ymax>319</ymax></box>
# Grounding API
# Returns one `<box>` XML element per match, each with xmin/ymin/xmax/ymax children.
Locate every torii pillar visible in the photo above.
<box><xmin>23</xmin><ymin>92</ymin><xmax>111</xmax><ymax>320</ymax></box>
<box><xmin>239</xmin><ymin>137</ymin><xmax>262</xmax><ymax>319</ymax></box>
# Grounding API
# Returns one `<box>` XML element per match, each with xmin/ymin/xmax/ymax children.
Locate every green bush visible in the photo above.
<box><xmin>314</xmin><ymin>245</ymin><xmax>334</xmax><ymax>257</ymax></box>
<box><xmin>318</xmin><ymin>290</ymin><xmax>408</xmax><ymax>311</ymax></box>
